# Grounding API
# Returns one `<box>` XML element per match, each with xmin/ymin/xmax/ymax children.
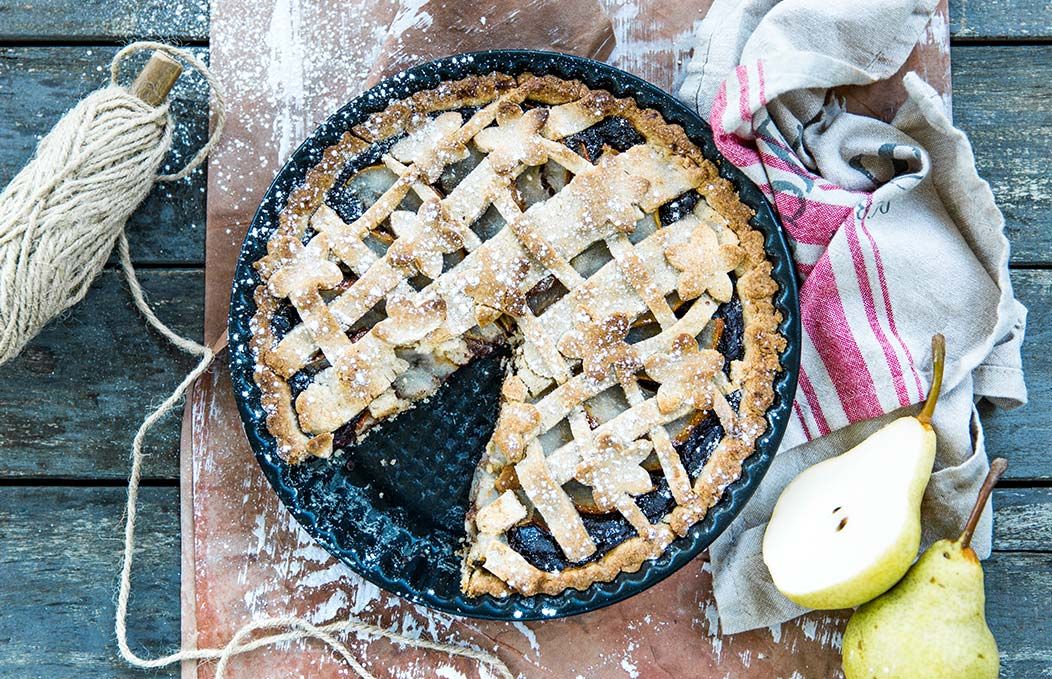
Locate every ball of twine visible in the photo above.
<box><xmin>0</xmin><ymin>41</ymin><xmax>512</xmax><ymax>679</ymax></box>
<box><xmin>0</xmin><ymin>43</ymin><xmax>224</xmax><ymax>365</ymax></box>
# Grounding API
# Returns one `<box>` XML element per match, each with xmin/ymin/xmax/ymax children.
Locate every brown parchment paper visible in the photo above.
<box><xmin>184</xmin><ymin>1</ymin><xmax>950</xmax><ymax>677</ymax></box>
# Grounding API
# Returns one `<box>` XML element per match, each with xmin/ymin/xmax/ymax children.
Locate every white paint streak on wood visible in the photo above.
<box><xmin>266</xmin><ymin>0</ymin><xmax>307</xmax><ymax>162</ymax></box>
<box><xmin>389</xmin><ymin>0</ymin><xmax>434</xmax><ymax>38</ymax></box>
<box><xmin>602</xmin><ymin>0</ymin><xmax>709</xmax><ymax>91</ymax></box>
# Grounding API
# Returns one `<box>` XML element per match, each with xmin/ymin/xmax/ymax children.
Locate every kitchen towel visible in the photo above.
<box><xmin>678</xmin><ymin>0</ymin><xmax>1028</xmax><ymax>633</ymax></box>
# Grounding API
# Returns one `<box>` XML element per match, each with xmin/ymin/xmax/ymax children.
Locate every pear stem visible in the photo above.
<box><xmin>959</xmin><ymin>458</ymin><xmax>1008</xmax><ymax>549</ymax></box>
<box><xmin>917</xmin><ymin>334</ymin><xmax>946</xmax><ymax>425</ymax></box>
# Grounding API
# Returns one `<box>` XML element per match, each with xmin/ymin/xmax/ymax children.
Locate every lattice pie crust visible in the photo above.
<box><xmin>251</xmin><ymin>72</ymin><xmax>785</xmax><ymax>597</ymax></box>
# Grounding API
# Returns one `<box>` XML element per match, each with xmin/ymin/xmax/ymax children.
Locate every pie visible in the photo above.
<box><xmin>250</xmin><ymin>71</ymin><xmax>786</xmax><ymax>598</ymax></box>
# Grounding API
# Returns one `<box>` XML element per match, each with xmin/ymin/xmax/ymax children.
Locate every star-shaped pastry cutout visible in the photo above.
<box><xmin>387</xmin><ymin>199</ymin><xmax>463</xmax><ymax>278</ymax></box>
<box><xmin>474</xmin><ymin>105</ymin><xmax>550</xmax><ymax>175</ymax></box>
<box><xmin>573</xmin><ymin>169</ymin><xmax>650</xmax><ymax>236</ymax></box>
<box><xmin>465</xmin><ymin>248</ymin><xmax>532</xmax><ymax>320</ymax></box>
<box><xmin>267</xmin><ymin>233</ymin><xmax>343</xmax><ymax>299</ymax></box>
<box><xmin>665</xmin><ymin>220</ymin><xmax>744</xmax><ymax>302</ymax></box>
<box><xmin>558</xmin><ymin>307</ymin><xmax>642</xmax><ymax>383</ymax></box>
<box><xmin>645</xmin><ymin>333</ymin><xmax>725</xmax><ymax>415</ymax></box>
<box><xmin>390</xmin><ymin>111</ymin><xmax>470</xmax><ymax>182</ymax></box>
<box><xmin>374</xmin><ymin>292</ymin><xmax>446</xmax><ymax>346</ymax></box>
<box><xmin>576</xmin><ymin>433</ymin><xmax>654</xmax><ymax>512</ymax></box>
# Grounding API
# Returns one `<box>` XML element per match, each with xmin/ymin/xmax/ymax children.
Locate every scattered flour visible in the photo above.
<box><xmin>620</xmin><ymin>655</ymin><xmax>640</xmax><ymax>678</ymax></box>
<box><xmin>511</xmin><ymin>622</ymin><xmax>540</xmax><ymax>654</ymax></box>
<box><xmin>266</xmin><ymin>0</ymin><xmax>308</xmax><ymax>161</ymax></box>
<box><xmin>435</xmin><ymin>665</ymin><xmax>469</xmax><ymax>679</ymax></box>
<box><xmin>701</xmin><ymin>599</ymin><xmax>721</xmax><ymax>636</ymax></box>
<box><xmin>604</xmin><ymin>0</ymin><xmax>705</xmax><ymax>91</ymax></box>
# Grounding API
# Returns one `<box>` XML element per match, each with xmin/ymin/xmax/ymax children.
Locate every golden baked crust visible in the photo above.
<box><xmin>250</xmin><ymin>72</ymin><xmax>785</xmax><ymax>597</ymax></box>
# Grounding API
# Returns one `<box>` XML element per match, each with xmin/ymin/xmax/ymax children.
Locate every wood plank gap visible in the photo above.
<box><xmin>951</xmin><ymin>37</ymin><xmax>1052</xmax><ymax>47</ymax></box>
<box><xmin>0</xmin><ymin>477</ymin><xmax>178</xmax><ymax>488</ymax></box>
<box><xmin>0</xmin><ymin>37</ymin><xmax>208</xmax><ymax>48</ymax></box>
<box><xmin>998</xmin><ymin>478</ymin><xmax>1052</xmax><ymax>489</ymax></box>
<box><xmin>102</xmin><ymin>262</ymin><xmax>206</xmax><ymax>272</ymax></box>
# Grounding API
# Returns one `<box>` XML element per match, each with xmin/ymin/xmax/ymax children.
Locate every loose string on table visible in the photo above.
<box><xmin>0</xmin><ymin>38</ymin><xmax>513</xmax><ymax>679</ymax></box>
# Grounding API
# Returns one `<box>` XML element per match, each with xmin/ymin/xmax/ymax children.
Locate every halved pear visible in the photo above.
<box><xmin>762</xmin><ymin>335</ymin><xmax>946</xmax><ymax>610</ymax></box>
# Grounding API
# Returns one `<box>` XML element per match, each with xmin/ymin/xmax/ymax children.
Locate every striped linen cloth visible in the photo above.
<box><xmin>679</xmin><ymin>0</ymin><xmax>1027</xmax><ymax>633</ymax></box>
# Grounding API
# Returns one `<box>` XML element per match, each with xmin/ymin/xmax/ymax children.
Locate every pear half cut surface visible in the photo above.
<box><xmin>762</xmin><ymin>334</ymin><xmax>945</xmax><ymax>610</ymax></box>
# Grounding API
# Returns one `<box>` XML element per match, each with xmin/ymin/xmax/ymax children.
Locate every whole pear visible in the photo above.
<box><xmin>762</xmin><ymin>335</ymin><xmax>946</xmax><ymax>609</ymax></box>
<box><xmin>842</xmin><ymin>458</ymin><xmax>1006</xmax><ymax>679</ymax></box>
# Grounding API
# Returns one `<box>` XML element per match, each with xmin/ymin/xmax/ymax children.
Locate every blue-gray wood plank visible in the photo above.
<box><xmin>0</xmin><ymin>0</ymin><xmax>208</xmax><ymax>42</ymax></box>
<box><xmin>950</xmin><ymin>0</ymin><xmax>1052</xmax><ymax>41</ymax></box>
<box><xmin>0</xmin><ymin>0</ymin><xmax>1049</xmax><ymax>677</ymax></box>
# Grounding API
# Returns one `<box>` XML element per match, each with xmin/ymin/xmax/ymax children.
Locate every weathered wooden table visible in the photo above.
<box><xmin>0</xmin><ymin>1</ymin><xmax>1048</xmax><ymax>677</ymax></box>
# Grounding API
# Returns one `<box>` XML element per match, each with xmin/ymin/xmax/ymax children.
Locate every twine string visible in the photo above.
<box><xmin>110</xmin><ymin>41</ymin><xmax>227</xmax><ymax>182</ymax></box>
<box><xmin>0</xmin><ymin>37</ymin><xmax>514</xmax><ymax>679</ymax></box>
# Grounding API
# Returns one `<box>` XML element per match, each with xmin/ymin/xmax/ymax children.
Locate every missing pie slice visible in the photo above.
<box><xmin>250</xmin><ymin>72</ymin><xmax>785</xmax><ymax>597</ymax></box>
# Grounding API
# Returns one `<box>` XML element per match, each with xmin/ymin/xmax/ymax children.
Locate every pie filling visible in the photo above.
<box><xmin>250</xmin><ymin>72</ymin><xmax>784</xmax><ymax>598</ymax></box>
<box><xmin>506</xmin><ymin>395</ymin><xmax>736</xmax><ymax>572</ymax></box>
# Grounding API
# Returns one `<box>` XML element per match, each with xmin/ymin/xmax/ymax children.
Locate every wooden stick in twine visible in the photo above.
<box><xmin>129</xmin><ymin>51</ymin><xmax>184</xmax><ymax>107</ymax></box>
